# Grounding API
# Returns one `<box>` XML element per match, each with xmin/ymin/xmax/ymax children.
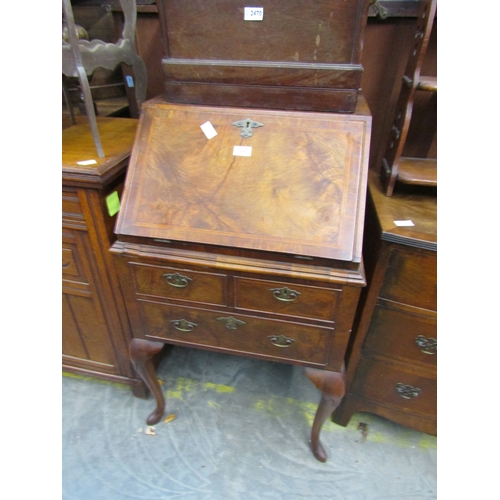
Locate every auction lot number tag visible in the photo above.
<box><xmin>244</xmin><ymin>7</ymin><xmax>263</xmax><ymax>21</ymax></box>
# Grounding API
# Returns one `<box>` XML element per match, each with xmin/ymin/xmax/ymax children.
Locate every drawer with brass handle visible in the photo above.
<box><xmin>234</xmin><ymin>277</ymin><xmax>340</xmax><ymax>322</ymax></box>
<box><xmin>130</xmin><ymin>263</ymin><xmax>228</xmax><ymax>306</ymax></box>
<box><xmin>138</xmin><ymin>300</ymin><xmax>332</xmax><ymax>365</ymax></box>
<box><xmin>363</xmin><ymin>305</ymin><xmax>436</xmax><ymax>367</ymax></box>
<box><xmin>351</xmin><ymin>357</ymin><xmax>436</xmax><ymax>418</ymax></box>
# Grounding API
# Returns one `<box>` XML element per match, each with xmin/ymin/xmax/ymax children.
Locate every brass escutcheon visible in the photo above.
<box><xmin>270</xmin><ymin>286</ymin><xmax>301</xmax><ymax>302</ymax></box>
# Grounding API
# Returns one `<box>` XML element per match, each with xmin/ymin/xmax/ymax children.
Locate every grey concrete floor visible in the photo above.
<box><xmin>62</xmin><ymin>346</ymin><xmax>437</xmax><ymax>499</ymax></box>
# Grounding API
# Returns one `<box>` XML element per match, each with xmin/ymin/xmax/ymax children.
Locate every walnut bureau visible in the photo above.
<box><xmin>333</xmin><ymin>171</ymin><xmax>437</xmax><ymax>434</ymax></box>
<box><xmin>111</xmin><ymin>98</ymin><xmax>372</xmax><ymax>462</ymax></box>
<box><xmin>62</xmin><ymin>117</ymin><xmax>147</xmax><ymax>396</ymax></box>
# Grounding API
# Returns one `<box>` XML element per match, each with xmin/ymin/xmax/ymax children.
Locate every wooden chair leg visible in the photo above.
<box><xmin>129</xmin><ymin>338</ymin><xmax>165</xmax><ymax>425</ymax></box>
<box><xmin>305</xmin><ymin>365</ymin><xmax>346</xmax><ymax>462</ymax></box>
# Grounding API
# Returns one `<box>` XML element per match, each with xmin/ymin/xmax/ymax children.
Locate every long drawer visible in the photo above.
<box><xmin>351</xmin><ymin>357</ymin><xmax>436</xmax><ymax>418</ymax></box>
<box><xmin>379</xmin><ymin>247</ymin><xmax>437</xmax><ymax>311</ymax></box>
<box><xmin>137</xmin><ymin>300</ymin><xmax>332</xmax><ymax>366</ymax></box>
<box><xmin>363</xmin><ymin>305</ymin><xmax>437</xmax><ymax>367</ymax></box>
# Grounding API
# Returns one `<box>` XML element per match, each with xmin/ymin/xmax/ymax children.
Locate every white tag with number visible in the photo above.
<box><xmin>233</xmin><ymin>146</ymin><xmax>252</xmax><ymax>157</ymax></box>
<box><xmin>244</xmin><ymin>7</ymin><xmax>264</xmax><ymax>21</ymax></box>
<box><xmin>200</xmin><ymin>121</ymin><xmax>218</xmax><ymax>140</ymax></box>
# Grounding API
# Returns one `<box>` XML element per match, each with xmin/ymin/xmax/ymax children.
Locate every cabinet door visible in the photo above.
<box><xmin>62</xmin><ymin>227</ymin><xmax>120</xmax><ymax>375</ymax></box>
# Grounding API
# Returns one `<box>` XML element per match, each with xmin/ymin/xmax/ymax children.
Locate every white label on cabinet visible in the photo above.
<box><xmin>233</xmin><ymin>146</ymin><xmax>252</xmax><ymax>157</ymax></box>
<box><xmin>76</xmin><ymin>159</ymin><xmax>97</xmax><ymax>165</ymax></box>
<box><xmin>244</xmin><ymin>7</ymin><xmax>264</xmax><ymax>21</ymax></box>
<box><xmin>394</xmin><ymin>220</ymin><xmax>415</xmax><ymax>227</ymax></box>
<box><xmin>200</xmin><ymin>121</ymin><xmax>218</xmax><ymax>140</ymax></box>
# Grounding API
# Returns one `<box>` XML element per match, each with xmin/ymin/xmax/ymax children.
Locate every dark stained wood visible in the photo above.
<box><xmin>62</xmin><ymin>117</ymin><xmax>147</xmax><ymax>396</ymax></box>
<box><xmin>333</xmin><ymin>171</ymin><xmax>437</xmax><ymax>435</ymax></box>
<box><xmin>156</xmin><ymin>0</ymin><xmax>370</xmax><ymax>112</ymax></box>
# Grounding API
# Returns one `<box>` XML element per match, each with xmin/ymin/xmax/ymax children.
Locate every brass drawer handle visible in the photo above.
<box><xmin>217</xmin><ymin>316</ymin><xmax>246</xmax><ymax>330</ymax></box>
<box><xmin>395</xmin><ymin>383</ymin><xmax>421</xmax><ymax>400</ymax></box>
<box><xmin>270</xmin><ymin>286</ymin><xmax>301</xmax><ymax>302</ymax></box>
<box><xmin>268</xmin><ymin>334</ymin><xmax>295</xmax><ymax>348</ymax></box>
<box><xmin>171</xmin><ymin>319</ymin><xmax>197</xmax><ymax>332</ymax></box>
<box><xmin>163</xmin><ymin>272</ymin><xmax>192</xmax><ymax>288</ymax></box>
<box><xmin>414</xmin><ymin>335</ymin><xmax>437</xmax><ymax>355</ymax></box>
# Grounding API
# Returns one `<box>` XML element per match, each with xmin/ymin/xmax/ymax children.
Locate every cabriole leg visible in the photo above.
<box><xmin>305</xmin><ymin>365</ymin><xmax>346</xmax><ymax>463</ymax></box>
<box><xmin>129</xmin><ymin>338</ymin><xmax>165</xmax><ymax>425</ymax></box>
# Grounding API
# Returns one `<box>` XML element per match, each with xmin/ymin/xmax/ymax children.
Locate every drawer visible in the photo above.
<box><xmin>131</xmin><ymin>263</ymin><xmax>227</xmax><ymax>306</ymax></box>
<box><xmin>364</xmin><ymin>305</ymin><xmax>436</xmax><ymax>368</ymax></box>
<box><xmin>380</xmin><ymin>247</ymin><xmax>436</xmax><ymax>311</ymax></box>
<box><xmin>138</xmin><ymin>300</ymin><xmax>332</xmax><ymax>366</ymax></box>
<box><xmin>351</xmin><ymin>358</ymin><xmax>436</xmax><ymax>418</ymax></box>
<box><xmin>235</xmin><ymin>277</ymin><xmax>340</xmax><ymax>322</ymax></box>
<box><xmin>62</xmin><ymin>189</ymin><xmax>85</xmax><ymax>226</ymax></box>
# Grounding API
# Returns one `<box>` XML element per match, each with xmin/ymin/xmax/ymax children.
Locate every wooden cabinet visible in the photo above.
<box><xmin>62</xmin><ymin>117</ymin><xmax>147</xmax><ymax>397</ymax></box>
<box><xmin>333</xmin><ymin>171</ymin><xmax>437</xmax><ymax>435</ymax></box>
<box><xmin>156</xmin><ymin>0</ymin><xmax>371</xmax><ymax>112</ymax></box>
<box><xmin>111</xmin><ymin>97</ymin><xmax>372</xmax><ymax>461</ymax></box>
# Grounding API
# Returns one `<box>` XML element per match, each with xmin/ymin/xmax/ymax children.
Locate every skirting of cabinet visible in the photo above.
<box><xmin>332</xmin><ymin>392</ymin><xmax>437</xmax><ymax>436</ymax></box>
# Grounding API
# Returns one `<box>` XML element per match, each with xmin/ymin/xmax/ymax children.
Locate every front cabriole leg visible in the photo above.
<box><xmin>305</xmin><ymin>365</ymin><xmax>346</xmax><ymax>462</ymax></box>
<box><xmin>129</xmin><ymin>338</ymin><xmax>165</xmax><ymax>425</ymax></box>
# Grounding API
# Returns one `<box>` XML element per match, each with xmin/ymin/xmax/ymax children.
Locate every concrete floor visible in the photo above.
<box><xmin>62</xmin><ymin>346</ymin><xmax>437</xmax><ymax>499</ymax></box>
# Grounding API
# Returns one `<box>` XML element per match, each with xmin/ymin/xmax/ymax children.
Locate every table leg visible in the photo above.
<box><xmin>129</xmin><ymin>338</ymin><xmax>165</xmax><ymax>425</ymax></box>
<box><xmin>305</xmin><ymin>365</ymin><xmax>346</xmax><ymax>462</ymax></box>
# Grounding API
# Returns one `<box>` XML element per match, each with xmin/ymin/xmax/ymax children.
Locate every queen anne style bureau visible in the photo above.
<box><xmin>111</xmin><ymin>98</ymin><xmax>372</xmax><ymax>462</ymax></box>
<box><xmin>333</xmin><ymin>171</ymin><xmax>437</xmax><ymax>434</ymax></box>
<box><xmin>62</xmin><ymin>117</ymin><xmax>147</xmax><ymax>397</ymax></box>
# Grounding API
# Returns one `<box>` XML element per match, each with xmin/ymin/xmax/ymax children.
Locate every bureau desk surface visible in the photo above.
<box><xmin>112</xmin><ymin>99</ymin><xmax>372</xmax><ymax>461</ymax></box>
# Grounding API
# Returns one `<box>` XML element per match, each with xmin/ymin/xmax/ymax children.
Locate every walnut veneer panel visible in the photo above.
<box><xmin>116</xmin><ymin>100</ymin><xmax>371</xmax><ymax>262</ymax></box>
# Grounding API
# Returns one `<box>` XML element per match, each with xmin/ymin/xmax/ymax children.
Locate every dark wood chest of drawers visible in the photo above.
<box><xmin>333</xmin><ymin>171</ymin><xmax>437</xmax><ymax>435</ymax></box>
<box><xmin>156</xmin><ymin>0</ymin><xmax>370</xmax><ymax>112</ymax></box>
<box><xmin>62</xmin><ymin>118</ymin><xmax>147</xmax><ymax>397</ymax></box>
<box><xmin>111</xmin><ymin>98</ymin><xmax>372</xmax><ymax>461</ymax></box>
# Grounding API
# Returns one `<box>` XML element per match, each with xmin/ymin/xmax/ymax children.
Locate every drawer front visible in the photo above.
<box><xmin>235</xmin><ymin>277</ymin><xmax>340</xmax><ymax>322</ymax></box>
<box><xmin>364</xmin><ymin>305</ymin><xmax>437</xmax><ymax>367</ymax></box>
<box><xmin>380</xmin><ymin>247</ymin><xmax>437</xmax><ymax>311</ymax></box>
<box><xmin>138</xmin><ymin>301</ymin><xmax>331</xmax><ymax>365</ymax></box>
<box><xmin>62</xmin><ymin>189</ymin><xmax>86</xmax><ymax>227</ymax></box>
<box><xmin>352</xmin><ymin>358</ymin><xmax>436</xmax><ymax>418</ymax></box>
<box><xmin>131</xmin><ymin>263</ymin><xmax>227</xmax><ymax>306</ymax></box>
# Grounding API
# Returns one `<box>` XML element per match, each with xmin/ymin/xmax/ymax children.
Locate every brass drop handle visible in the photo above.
<box><xmin>414</xmin><ymin>335</ymin><xmax>437</xmax><ymax>355</ymax></box>
<box><xmin>268</xmin><ymin>334</ymin><xmax>295</xmax><ymax>348</ymax></box>
<box><xmin>217</xmin><ymin>316</ymin><xmax>246</xmax><ymax>330</ymax></box>
<box><xmin>171</xmin><ymin>319</ymin><xmax>197</xmax><ymax>332</ymax></box>
<box><xmin>163</xmin><ymin>272</ymin><xmax>192</xmax><ymax>288</ymax></box>
<box><xmin>270</xmin><ymin>286</ymin><xmax>301</xmax><ymax>302</ymax></box>
<box><xmin>395</xmin><ymin>383</ymin><xmax>421</xmax><ymax>400</ymax></box>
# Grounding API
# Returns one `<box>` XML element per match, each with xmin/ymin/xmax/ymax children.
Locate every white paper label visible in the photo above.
<box><xmin>394</xmin><ymin>220</ymin><xmax>415</xmax><ymax>227</ymax></box>
<box><xmin>233</xmin><ymin>146</ymin><xmax>252</xmax><ymax>157</ymax></box>
<box><xmin>77</xmin><ymin>159</ymin><xmax>97</xmax><ymax>165</ymax></box>
<box><xmin>244</xmin><ymin>7</ymin><xmax>263</xmax><ymax>21</ymax></box>
<box><xmin>200</xmin><ymin>121</ymin><xmax>218</xmax><ymax>140</ymax></box>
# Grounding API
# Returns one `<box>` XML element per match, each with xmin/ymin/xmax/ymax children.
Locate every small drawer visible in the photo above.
<box><xmin>235</xmin><ymin>277</ymin><xmax>340</xmax><ymax>322</ymax></box>
<box><xmin>131</xmin><ymin>263</ymin><xmax>227</xmax><ymax>306</ymax></box>
<box><xmin>62</xmin><ymin>189</ymin><xmax>85</xmax><ymax>225</ymax></box>
<box><xmin>351</xmin><ymin>358</ymin><xmax>436</xmax><ymax>418</ymax></box>
<box><xmin>138</xmin><ymin>301</ymin><xmax>332</xmax><ymax>366</ymax></box>
<box><xmin>380</xmin><ymin>247</ymin><xmax>436</xmax><ymax>311</ymax></box>
<box><xmin>364</xmin><ymin>305</ymin><xmax>436</xmax><ymax>367</ymax></box>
